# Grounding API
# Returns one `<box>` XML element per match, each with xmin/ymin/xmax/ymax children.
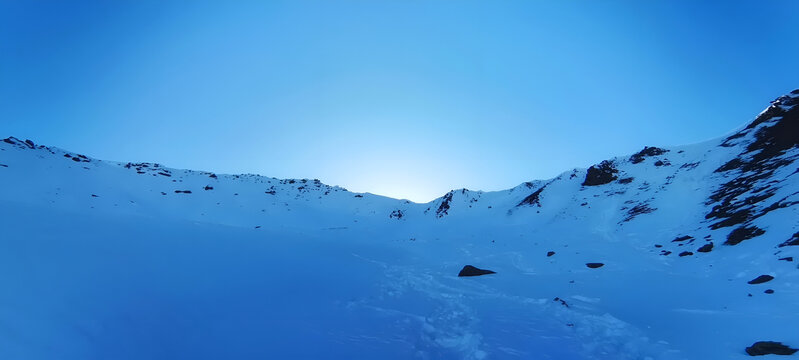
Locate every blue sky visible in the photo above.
<box><xmin>2</xmin><ymin>1</ymin><xmax>798</xmax><ymax>202</ymax></box>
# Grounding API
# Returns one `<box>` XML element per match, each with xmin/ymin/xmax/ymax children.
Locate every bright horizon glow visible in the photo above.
<box><xmin>2</xmin><ymin>1</ymin><xmax>799</xmax><ymax>202</ymax></box>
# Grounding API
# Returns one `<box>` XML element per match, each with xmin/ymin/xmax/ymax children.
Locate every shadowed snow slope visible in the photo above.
<box><xmin>1</xmin><ymin>90</ymin><xmax>798</xmax><ymax>359</ymax></box>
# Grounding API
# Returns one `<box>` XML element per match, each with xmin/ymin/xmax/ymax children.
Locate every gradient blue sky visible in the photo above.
<box><xmin>2</xmin><ymin>1</ymin><xmax>798</xmax><ymax>202</ymax></box>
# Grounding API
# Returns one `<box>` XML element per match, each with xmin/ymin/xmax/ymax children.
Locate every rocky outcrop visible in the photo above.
<box><xmin>629</xmin><ymin>146</ymin><xmax>669</xmax><ymax>164</ymax></box>
<box><xmin>582</xmin><ymin>161</ymin><xmax>618</xmax><ymax>186</ymax></box>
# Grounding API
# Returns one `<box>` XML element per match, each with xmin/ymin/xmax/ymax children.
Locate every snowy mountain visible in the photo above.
<box><xmin>1</xmin><ymin>90</ymin><xmax>798</xmax><ymax>359</ymax></box>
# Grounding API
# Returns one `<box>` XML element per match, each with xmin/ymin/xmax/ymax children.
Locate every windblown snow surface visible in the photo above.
<box><xmin>1</xmin><ymin>90</ymin><xmax>799</xmax><ymax>359</ymax></box>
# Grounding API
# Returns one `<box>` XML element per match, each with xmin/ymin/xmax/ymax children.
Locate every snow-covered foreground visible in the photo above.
<box><xmin>1</xmin><ymin>90</ymin><xmax>798</xmax><ymax>359</ymax></box>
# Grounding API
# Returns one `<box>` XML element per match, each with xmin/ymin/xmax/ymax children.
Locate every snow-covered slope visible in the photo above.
<box><xmin>1</xmin><ymin>90</ymin><xmax>798</xmax><ymax>359</ymax></box>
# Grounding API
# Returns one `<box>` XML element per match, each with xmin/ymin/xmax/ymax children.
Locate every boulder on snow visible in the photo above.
<box><xmin>585</xmin><ymin>263</ymin><xmax>604</xmax><ymax>269</ymax></box>
<box><xmin>697</xmin><ymin>243</ymin><xmax>714</xmax><ymax>253</ymax></box>
<box><xmin>547</xmin><ymin>251</ymin><xmax>555</xmax><ymax>257</ymax></box>
<box><xmin>747</xmin><ymin>275</ymin><xmax>774</xmax><ymax>285</ymax></box>
<box><xmin>745</xmin><ymin>341</ymin><xmax>797</xmax><ymax>356</ymax></box>
<box><xmin>458</xmin><ymin>265</ymin><xmax>496</xmax><ymax>277</ymax></box>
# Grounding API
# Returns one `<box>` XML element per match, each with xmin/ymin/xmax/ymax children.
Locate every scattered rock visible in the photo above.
<box><xmin>678</xmin><ymin>251</ymin><xmax>693</xmax><ymax>257</ymax></box>
<box><xmin>553</xmin><ymin>297</ymin><xmax>569</xmax><ymax>308</ymax></box>
<box><xmin>778</xmin><ymin>257</ymin><xmax>793</xmax><ymax>262</ymax></box>
<box><xmin>458</xmin><ymin>265</ymin><xmax>496</xmax><ymax>277</ymax></box>
<box><xmin>354</xmin><ymin>194</ymin><xmax>363</xmax><ymax>198</ymax></box>
<box><xmin>745</xmin><ymin>341</ymin><xmax>797</xmax><ymax>356</ymax></box>
<box><xmin>436</xmin><ymin>191</ymin><xmax>453</xmax><ymax>218</ymax></box>
<box><xmin>629</xmin><ymin>146</ymin><xmax>669</xmax><ymax>164</ymax></box>
<box><xmin>621</xmin><ymin>203</ymin><xmax>656</xmax><ymax>223</ymax></box>
<box><xmin>660</xmin><ymin>250</ymin><xmax>672</xmax><ymax>256</ymax></box>
<box><xmin>585</xmin><ymin>263</ymin><xmax>604</xmax><ymax>269</ymax></box>
<box><xmin>204</xmin><ymin>185</ymin><xmax>214</xmax><ymax>191</ymax></box>
<box><xmin>672</xmin><ymin>235</ymin><xmax>694</xmax><ymax>242</ymax></box>
<box><xmin>547</xmin><ymin>251</ymin><xmax>555</xmax><ymax>257</ymax></box>
<box><xmin>764</xmin><ymin>289</ymin><xmax>774</xmax><ymax>294</ymax></box>
<box><xmin>174</xmin><ymin>190</ymin><xmax>192</xmax><ymax>194</ymax></box>
<box><xmin>697</xmin><ymin>243</ymin><xmax>714</xmax><ymax>253</ymax></box>
<box><xmin>747</xmin><ymin>275</ymin><xmax>774</xmax><ymax>284</ymax></box>
<box><xmin>582</xmin><ymin>161</ymin><xmax>618</xmax><ymax>186</ymax></box>
<box><xmin>617</xmin><ymin>177</ymin><xmax>634</xmax><ymax>184</ymax></box>
<box><xmin>654</xmin><ymin>244</ymin><xmax>663</xmax><ymax>248</ymax></box>
<box><xmin>778</xmin><ymin>232</ymin><xmax>799</xmax><ymax>247</ymax></box>
<box><xmin>389</xmin><ymin>210</ymin><xmax>404</xmax><ymax>219</ymax></box>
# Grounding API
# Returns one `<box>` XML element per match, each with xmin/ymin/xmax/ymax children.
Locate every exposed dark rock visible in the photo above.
<box><xmin>654</xmin><ymin>244</ymin><xmax>663</xmax><ymax>248</ymax></box>
<box><xmin>553</xmin><ymin>297</ymin><xmax>569</xmax><ymax>308</ymax></box>
<box><xmin>91</xmin><ymin>194</ymin><xmax>98</xmax><ymax>198</ymax></box>
<box><xmin>458</xmin><ymin>265</ymin><xmax>495</xmax><ymax>277</ymax></box>
<box><xmin>748</xmin><ymin>275</ymin><xmax>774</xmax><ymax>284</ymax></box>
<box><xmin>672</xmin><ymin>235</ymin><xmax>694</xmax><ymax>242</ymax></box>
<box><xmin>680</xmin><ymin>162</ymin><xmax>701</xmax><ymax>170</ymax></box>
<box><xmin>436</xmin><ymin>191</ymin><xmax>454</xmax><ymax>218</ymax></box>
<box><xmin>265</xmin><ymin>190</ymin><xmax>276</xmax><ymax>195</ymax></box>
<box><xmin>71</xmin><ymin>157</ymin><xmax>81</xmax><ymax>162</ymax></box>
<box><xmin>174</xmin><ymin>190</ymin><xmax>192</xmax><ymax>194</ymax></box>
<box><xmin>354</xmin><ymin>194</ymin><xmax>363</xmax><ymax>198</ymax></box>
<box><xmin>0</xmin><ymin>164</ymin><xmax>7</xmax><ymax>168</ymax></box>
<box><xmin>725</xmin><ymin>225</ymin><xmax>766</xmax><ymax>245</ymax></box>
<box><xmin>745</xmin><ymin>341</ymin><xmax>797</xmax><ymax>356</ymax></box>
<box><xmin>517</xmin><ymin>186</ymin><xmax>545</xmax><ymax>207</ymax></box>
<box><xmin>678</xmin><ymin>251</ymin><xmax>693</xmax><ymax>257</ymax></box>
<box><xmin>617</xmin><ymin>177</ymin><xmax>634</xmax><ymax>184</ymax></box>
<box><xmin>24</xmin><ymin>139</ymin><xmax>35</xmax><ymax>148</ymax></box>
<box><xmin>2</xmin><ymin>138</ymin><xmax>14</xmax><ymax>145</ymax></box>
<box><xmin>582</xmin><ymin>161</ymin><xmax>618</xmax><ymax>186</ymax></box>
<box><xmin>778</xmin><ymin>257</ymin><xmax>793</xmax><ymax>262</ymax></box>
<box><xmin>708</xmin><ymin>93</ymin><xmax>799</xmax><ymax>233</ymax></box>
<box><xmin>660</xmin><ymin>250</ymin><xmax>672</xmax><ymax>256</ymax></box>
<box><xmin>621</xmin><ymin>203</ymin><xmax>656</xmax><ymax>223</ymax></box>
<box><xmin>585</xmin><ymin>263</ymin><xmax>604</xmax><ymax>269</ymax></box>
<box><xmin>629</xmin><ymin>146</ymin><xmax>669</xmax><ymax>164</ymax></box>
<box><xmin>158</xmin><ymin>172</ymin><xmax>171</xmax><ymax>177</ymax></box>
<box><xmin>204</xmin><ymin>186</ymin><xmax>214</xmax><ymax>190</ymax></box>
<box><xmin>209</xmin><ymin>173</ymin><xmax>218</xmax><ymax>179</ymax></box>
<box><xmin>764</xmin><ymin>289</ymin><xmax>775</xmax><ymax>294</ymax></box>
<box><xmin>389</xmin><ymin>210</ymin><xmax>404</xmax><ymax>219</ymax></box>
<box><xmin>778</xmin><ymin>232</ymin><xmax>799</xmax><ymax>247</ymax></box>
<box><xmin>697</xmin><ymin>242</ymin><xmax>714</xmax><ymax>253</ymax></box>
<box><xmin>654</xmin><ymin>160</ymin><xmax>669</xmax><ymax>167</ymax></box>
<box><xmin>547</xmin><ymin>251</ymin><xmax>555</xmax><ymax>257</ymax></box>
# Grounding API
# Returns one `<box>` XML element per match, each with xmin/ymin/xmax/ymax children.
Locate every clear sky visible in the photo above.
<box><xmin>2</xmin><ymin>1</ymin><xmax>798</xmax><ymax>202</ymax></box>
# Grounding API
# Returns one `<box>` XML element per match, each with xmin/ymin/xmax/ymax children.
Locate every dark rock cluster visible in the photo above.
<box><xmin>582</xmin><ymin>161</ymin><xmax>619</xmax><ymax>186</ymax></box>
